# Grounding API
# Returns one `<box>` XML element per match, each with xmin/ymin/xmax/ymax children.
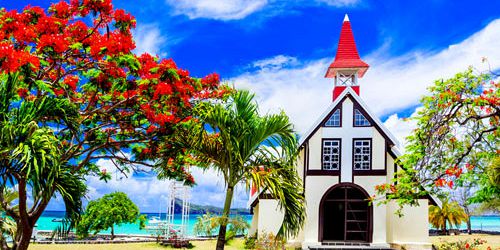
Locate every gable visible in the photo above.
<box><xmin>299</xmin><ymin>87</ymin><xmax>399</xmax><ymax>150</ymax></box>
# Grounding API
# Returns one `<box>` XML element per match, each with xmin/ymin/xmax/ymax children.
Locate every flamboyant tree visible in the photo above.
<box><xmin>374</xmin><ymin>69</ymin><xmax>499</xmax><ymax>211</ymax></box>
<box><xmin>0</xmin><ymin>1</ymin><xmax>222</xmax><ymax>249</ymax></box>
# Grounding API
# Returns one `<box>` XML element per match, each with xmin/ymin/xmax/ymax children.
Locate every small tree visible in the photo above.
<box><xmin>429</xmin><ymin>198</ymin><xmax>468</xmax><ymax>235</ymax></box>
<box><xmin>76</xmin><ymin>192</ymin><xmax>146</xmax><ymax>239</ymax></box>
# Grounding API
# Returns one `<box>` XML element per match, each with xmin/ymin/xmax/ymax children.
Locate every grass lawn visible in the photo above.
<box><xmin>29</xmin><ymin>239</ymin><xmax>246</xmax><ymax>250</ymax></box>
<box><xmin>431</xmin><ymin>234</ymin><xmax>500</xmax><ymax>250</ymax></box>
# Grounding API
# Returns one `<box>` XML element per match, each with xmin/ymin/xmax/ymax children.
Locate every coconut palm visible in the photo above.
<box><xmin>429</xmin><ymin>198</ymin><xmax>468</xmax><ymax>235</ymax></box>
<box><xmin>0</xmin><ymin>73</ymin><xmax>86</xmax><ymax>250</ymax></box>
<box><xmin>159</xmin><ymin>90</ymin><xmax>305</xmax><ymax>250</ymax></box>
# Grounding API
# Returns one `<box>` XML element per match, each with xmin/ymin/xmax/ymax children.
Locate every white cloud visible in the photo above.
<box><xmin>315</xmin><ymin>0</ymin><xmax>360</xmax><ymax>7</ymax></box>
<box><xmin>231</xmin><ymin>19</ymin><xmax>500</xmax><ymax>135</ymax></box>
<box><xmin>166</xmin><ymin>0</ymin><xmax>268</xmax><ymax>20</ymax></box>
<box><xmin>382</xmin><ymin>109</ymin><xmax>419</xmax><ymax>150</ymax></box>
<box><xmin>133</xmin><ymin>23</ymin><xmax>167</xmax><ymax>57</ymax></box>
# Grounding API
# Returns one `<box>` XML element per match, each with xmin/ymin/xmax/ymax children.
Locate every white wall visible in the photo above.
<box><xmin>388</xmin><ymin>199</ymin><xmax>430</xmax><ymax>246</ymax></box>
<box><xmin>302</xmin><ymin>175</ymin><xmax>339</xmax><ymax>246</ymax></box>
<box><xmin>308</xmin><ymin>128</ymin><xmax>323</xmax><ymax>170</ymax></box>
<box><xmin>257</xmin><ymin>199</ymin><xmax>285</xmax><ymax>236</ymax></box>
<box><xmin>354</xmin><ymin>176</ymin><xmax>388</xmax><ymax>244</ymax></box>
<box><xmin>248</xmin><ymin>203</ymin><xmax>259</xmax><ymax>236</ymax></box>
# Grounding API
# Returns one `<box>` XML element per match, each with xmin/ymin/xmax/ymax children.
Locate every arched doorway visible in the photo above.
<box><xmin>319</xmin><ymin>183</ymin><xmax>372</xmax><ymax>243</ymax></box>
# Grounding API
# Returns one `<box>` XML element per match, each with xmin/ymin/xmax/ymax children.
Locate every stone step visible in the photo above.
<box><xmin>309</xmin><ymin>242</ymin><xmax>394</xmax><ymax>250</ymax></box>
<box><xmin>309</xmin><ymin>247</ymin><xmax>394</xmax><ymax>250</ymax></box>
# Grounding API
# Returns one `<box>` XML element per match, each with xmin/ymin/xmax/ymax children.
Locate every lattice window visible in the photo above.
<box><xmin>322</xmin><ymin>140</ymin><xmax>341</xmax><ymax>170</ymax></box>
<box><xmin>336</xmin><ymin>71</ymin><xmax>357</xmax><ymax>86</ymax></box>
<box><xmin>354</xmin><ymin>109</ymin><xmax>371</xmax><ymax>126</ymax></box>
<box><xmin>353</xmin><ymin>139</ymin><xmax>371</xmax><ymax>170</ymax></box>
<box><xmin>325</xmin><ymin>109</ymin><xmax>341</xmax><ymax>127</ymax></box>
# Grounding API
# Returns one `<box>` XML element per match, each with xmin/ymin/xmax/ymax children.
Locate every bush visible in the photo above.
<box><xmin>435</xmin><ymin>238</ymin><xmax>487</xmax><ymax>250</ymax></box>
<box><xmin>244</xmin><ymin>233</ymin><xmax>257</xmax><ymax>249</ymax></box>
<box><xmin>255</xmin><ymin>232</ymin><xmax>286</xmax><ymax>250</ymax></box>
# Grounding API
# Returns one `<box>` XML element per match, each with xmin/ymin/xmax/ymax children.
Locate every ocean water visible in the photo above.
<box><xmin>37</xmin><ymin>211</ymin><xmax>499</xmax><ymax>236</ymax></box>
<box><xmin>37</xmin><ymin>211</ymin><xmax>252</xmax><ymax>236</ymax></box>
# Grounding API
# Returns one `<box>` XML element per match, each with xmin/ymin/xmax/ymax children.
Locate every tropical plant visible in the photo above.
<box><xmin>0</xmin><ymin>188</ymin><xmax>18</xmax><ymax>248</ymax></box>
<box><xmin>0</xmin><ymin>73</ymin><xmax>87</xmax><ymax>250</ymax></box>
<box><xmin>158</xmin><ymin>90</ymin><xmax>305</xmax><ymax>249</ymax></box>
<box><xmin>374</xmin><ymin>69</ymin><xmax>499</xmax><ymax>212</ymax></box>
<box><xmin>255</xmin><ymin>232</ymin><xmax>286</xmax><ymax>250</ymax></box>
<box><xmin>193</xmin><ymin>213</ymin><xmax>249</xmax><ymax>240</ymax></box>
<box><xmin>76</xmin><ymin>192</ymin><xmax>146</xmax><ymax>240</ymax></box>
<box><xmin>193</xmin><ymin>212</ymin><xmax>220</xmax><ymax>237</ymax></box>
<box><xmin>429</xmin><ymin>199</ymin><xmax>468</xmax><ymax>235</ymax></box>
<box><xmin>0</xmin><ymin>1</ymin><xmax>221</xmax><ymax>249</ymax></box>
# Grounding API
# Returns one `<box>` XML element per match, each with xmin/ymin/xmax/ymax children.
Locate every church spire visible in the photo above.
<box><xmin>326</xmin><ymin>14</ymin><xmax>369</xmax><ymax>101</ymax></box>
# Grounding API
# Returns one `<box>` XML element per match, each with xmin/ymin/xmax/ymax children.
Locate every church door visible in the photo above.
<box><xmin>319</xmin><ymin>183</ymin><xmax>372</xmax><ymax>242</ymax></box>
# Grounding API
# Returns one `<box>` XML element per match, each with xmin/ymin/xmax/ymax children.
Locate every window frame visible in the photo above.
<box><xmin>321</xmin><ymin>138</ymin><xmax>342</xmax><ymax>171</ymax></box>
<box><xmin>324</xmin><ymin>108</ymin><xmax>342</xmax><ymax>127</ymax></box>
<box><xmin>353</xmin><ymin>108</ymin><xmax>371</xmax><ymax>127</ymax></box>
<box><xmin>352</xmin><ymin>138</ymin><xmax>372</xmax><ymax>171</ymax></box>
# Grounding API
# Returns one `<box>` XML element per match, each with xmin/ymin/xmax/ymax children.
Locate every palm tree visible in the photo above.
<box><xmin>0</xmin><ymin>73</ymin><xmax>86</xmax><ymax>250</ymax></box>
<box><xmin>159</xmin><ymin>90</ymin><xmax>305</xmax><ymax>250</ymax></box>
<box><xmin>429</xmin><ymin>198</ymin><xmax>468</xmax><ymax>235</ymax></box>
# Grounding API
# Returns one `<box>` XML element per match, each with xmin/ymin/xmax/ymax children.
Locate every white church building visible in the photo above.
<box><xmin>249</xmin><ymin>15</ymin><xmax>435</xmax><ymax>250</ymax></box>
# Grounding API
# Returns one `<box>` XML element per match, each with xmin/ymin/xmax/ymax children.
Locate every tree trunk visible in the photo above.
<box><xmin>14</xmin><ymin>224</ymin><xmax>33</xmax><ymax>250</ymax></box>
<box><xmin>111</xmin><ymin>225</ymin><xmax>115</xmax><ymax>240</ymax></box>
<box><xmin>443</xmin><ymin>221</ymin><xmax>447</xmax><ymax>235</ymax></box>
<box><xmin>467</xmin><ymin>218</ymin><xmax>472</xmax><ymax>235</ymax></box>
<box><xmin>216</xmin><ymin>186</ymin><xmax>234</xmax><ymax>250</ymax></box>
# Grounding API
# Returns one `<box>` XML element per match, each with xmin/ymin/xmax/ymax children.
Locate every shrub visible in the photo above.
<box><xmin>255</xmin><ymin>232</ymin><xmax>286</xmax><ymax>250</ymax></box>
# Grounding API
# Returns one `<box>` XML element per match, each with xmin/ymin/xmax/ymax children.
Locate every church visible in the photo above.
<box><xmin>249</xmin><ymin>15</ymin><xmax>434</xmax><ymax>250</ymax></box>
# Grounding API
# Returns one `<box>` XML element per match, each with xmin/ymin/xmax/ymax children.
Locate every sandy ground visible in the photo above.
<box><xmin>431</xmin><ymin>234</ymin><xmax>500</xmax><ymax>250</ymax></box>
<box><xmin>28</xmin><ymin>239</ymin><xmax>246</xmax><ymax>250</ymax></box>
<box><xmin>27</xmin><ymin>235</ymin><xmax>500</xmax><ymax>249</ymax></box>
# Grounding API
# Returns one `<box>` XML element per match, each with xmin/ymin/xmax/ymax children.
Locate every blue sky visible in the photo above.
<box><xmin>5</xmin><ymin>0</ymin><xmax>500</xmax><ymax>212</ymax></box>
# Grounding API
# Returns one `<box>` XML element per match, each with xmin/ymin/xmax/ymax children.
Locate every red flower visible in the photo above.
<box><xmin>448</xmin><ymin>180</ymin><xmax>454</xmax><ymax>188</ymax></box>
<box><xmin>146</xmin><ymin>125</ymin><xmax>157</xmax><ymax>134</ymax></box>
<box><xmin>465</xmin><ymin>243</ymin><xmax>470</xmax><ymax>249</ymax></box>
<box><xmin>53</xmin><ymin>88</ymin><xmax>64</xmax><ymax>96</ymax></box>
<box><xmin>435</xmin><ymin>178</ymin><xmax>446</xmax><ymax>187</ymax></box>
<box><xmin>17</xmin><ymin>88</ymin><xmax>28</xmax><ymax>98</ymax></box>
<box><xmin>63</xmin><ymin>75</ymin><xmax>79</xmax><ymax>91</ymax></box>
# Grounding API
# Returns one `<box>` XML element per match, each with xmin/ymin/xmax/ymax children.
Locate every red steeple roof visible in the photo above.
<box><xmin>325</xmin><ymin>14</ymin><xmax>369</xmax><ymax>78</ymax></box>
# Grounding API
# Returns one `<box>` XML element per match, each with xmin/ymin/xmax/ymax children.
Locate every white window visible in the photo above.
<box><xmin>353</xmin><ymin>139</ymin><xmax>371</xmax><ymax>170</ymax></box>
<box><xmin>325</xmin><ymin>109</ymin><xmax>341</xmax><ymax>127</ymax></box>
<box><xmin>322</xmin><ymin>139</ymin><xmax>341</xmax><ymax>170</ymax></box>
<box><xmin>354</xmin><ymin>109</ymin><xmax>371</xmax><ymax>126</ymax></box>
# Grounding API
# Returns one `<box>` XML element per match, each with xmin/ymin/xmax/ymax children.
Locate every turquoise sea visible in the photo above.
<box><xmin>37</xmin><ymin>211</ymin><xmax>499</xmax><ymax>236</ymax></box>
<box><xmin>37</xmin><ymin>211</ymin><xmax>252</xmax><ymax>236</ymax></box>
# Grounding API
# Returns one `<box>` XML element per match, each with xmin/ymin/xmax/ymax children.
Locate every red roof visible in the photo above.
<box><xmin>325</xmin><ymin>15</ymin><xmax>369</xmax><ymax>78</ymax></box>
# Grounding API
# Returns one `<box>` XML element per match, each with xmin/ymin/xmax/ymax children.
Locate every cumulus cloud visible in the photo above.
<box><xmin>315</xmin><ymin>0</ymin><xmax>361</xmax><ymax>7</ymax></box>
<box><xmin>166</xmin><ymin>0</ymin><xmax>268</xmax><ymax>20</ymax></box>
<box><xmin>81</xmin><ymin>159</ymin><xmax>249</xmax><ymax>212</ymax></box>
<box><xmin>133</xmin><ymin>23</ymin><xmax>167</xmax><ymax>57</ymax></box>
<box><xmin>164</xmin><ymin>0</ymin><xmax>363</xmax><ymax>21</ymax></box>
<box><xmin>231</xmin><ymin>19</ymin><xmax>500</xmax><ymax>135</ymax></box>
<box><xmin>382</xmin><ymin>109</ymin><xmax>420</xmax><ymax>150</ymax></box>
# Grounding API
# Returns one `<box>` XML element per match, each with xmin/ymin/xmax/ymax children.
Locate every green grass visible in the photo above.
<box><xmin>28</xmin><ymin>239</ymin><xmax>246</xmax><ymax>250</ymax></box>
